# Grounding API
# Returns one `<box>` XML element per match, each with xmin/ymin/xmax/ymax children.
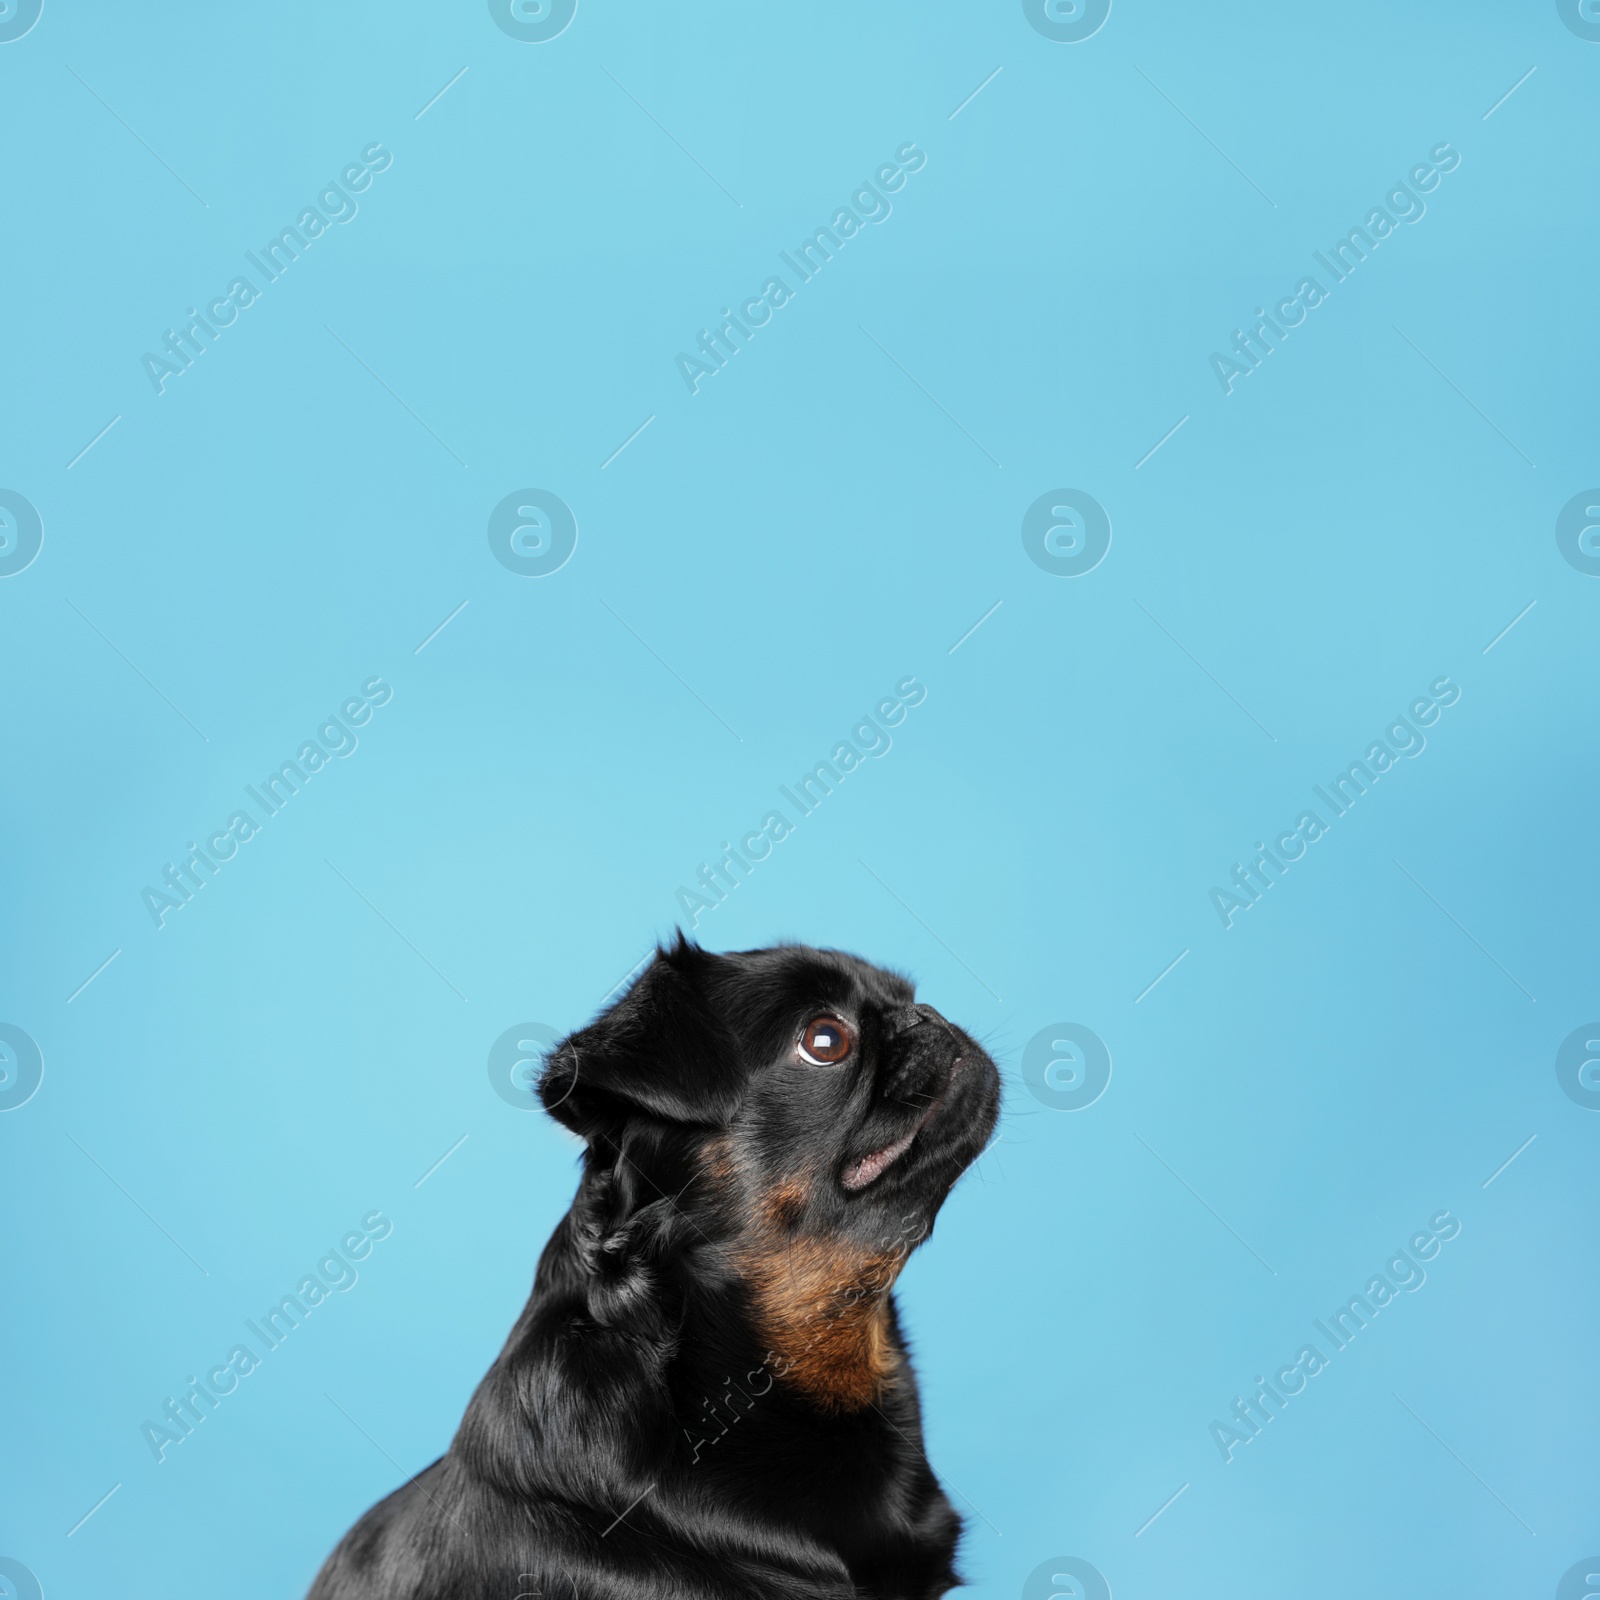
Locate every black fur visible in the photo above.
<box><xmin>308</xmin><ymin>938</ymin><xmax>1001</xmax><ymax>1600</ymax></box>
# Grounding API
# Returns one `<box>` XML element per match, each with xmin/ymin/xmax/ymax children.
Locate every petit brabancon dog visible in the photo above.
<box><xmin>308</xmin><ymin>938</ymin><xmax>1000</xmax><ymax>1600</ymax></box>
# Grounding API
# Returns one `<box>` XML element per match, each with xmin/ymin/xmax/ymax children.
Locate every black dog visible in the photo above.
<box><xmin>308</xmin><ymin>938</ymin><xmax>1000</xmax><ymax>1599</ymax></box>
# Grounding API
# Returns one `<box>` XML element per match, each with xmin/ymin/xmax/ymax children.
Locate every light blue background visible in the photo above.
<box><xmin>3</xmin><ymin>3</ymin><xmax>1597</xmax><ymax>1597</ymax></box>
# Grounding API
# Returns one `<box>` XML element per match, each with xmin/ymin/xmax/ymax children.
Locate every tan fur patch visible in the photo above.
<box><xmin>699</xmin><ymin>1135</ymin><xmax>905</xmax><ymax>1411</ymax></box>
<box><xmin>700</xmin><ymin>1133</ymin><xmax>735</xmax><ymax>1186</ymax></box>
<box><xmin>761</xmin><ymin>1179</ymin><xmax>809</xmax><ymax>1231</ymax></box>
<box><xmin>735</xmin><ymin>1232</ymin><xmax>906</xmax><ymax>1412</ymax></box>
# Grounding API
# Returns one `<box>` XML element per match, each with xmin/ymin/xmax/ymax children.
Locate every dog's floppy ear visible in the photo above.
<box><xmin>539</xmin><ymin>936</ymin><xmax>744</xmax><ymax>1144</ymax></box>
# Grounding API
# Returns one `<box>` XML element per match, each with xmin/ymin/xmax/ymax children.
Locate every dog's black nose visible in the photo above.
<box><xmin>881</xmin><ymin>1004</ymin><xmax>958</xmax><ymax>1105</ymax></box>
<box><xmin>883</xmin><ymin>1003</ymin><xmax>944</xmax><ymax>1040</ymax></box>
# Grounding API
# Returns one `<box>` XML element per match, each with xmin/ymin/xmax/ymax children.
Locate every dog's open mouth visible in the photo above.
<box><xmin>840</xmin><ymin>1060</ymin><xmax>960</xmax><ymax>1192</ymax></box>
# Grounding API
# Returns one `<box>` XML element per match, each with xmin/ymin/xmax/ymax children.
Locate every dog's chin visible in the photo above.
<box><xmin>839</xmin><ymin>1054</ymin><xmax>999</xmax><ymax>1198</ymax></box>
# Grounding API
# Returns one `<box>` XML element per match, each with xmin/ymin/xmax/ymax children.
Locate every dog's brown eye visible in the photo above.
<box><xmin>798</xmin><ymin>1016</ymin><xmax>853</xmax><ymax>1066</ymax></box>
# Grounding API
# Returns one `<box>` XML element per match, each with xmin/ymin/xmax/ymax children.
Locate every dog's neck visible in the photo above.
<box><xmin>676</xmin><ymin>1141</ymin><xmax>915</xmax><ymax>1413</ymax></box>
<box><xmin>464</xmin><ymin>1165</ymin><xmax>955</xmax><ymax>1593</ymax></box>
<box><xmin>726</xmin><ymin>1228</ymin><xmax>908</xmax><ymax>1412</ymax></box>
<box><xmin>573</xmin><ymin>1147</ymin><xmax>913</xmax><ymax>1412</ymax></box>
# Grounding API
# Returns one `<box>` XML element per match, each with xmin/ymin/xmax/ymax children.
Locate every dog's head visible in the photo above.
<box><xmin>539</xmin><ymin>936</ymin><xmax>1000</xmax><ymax>1408</ymax></box>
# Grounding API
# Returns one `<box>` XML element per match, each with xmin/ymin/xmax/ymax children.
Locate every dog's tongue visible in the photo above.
<box><xmin>841</xmin><ymin>1126</ymin><xmax>920</xmax><ymax>1192</ymax></box>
